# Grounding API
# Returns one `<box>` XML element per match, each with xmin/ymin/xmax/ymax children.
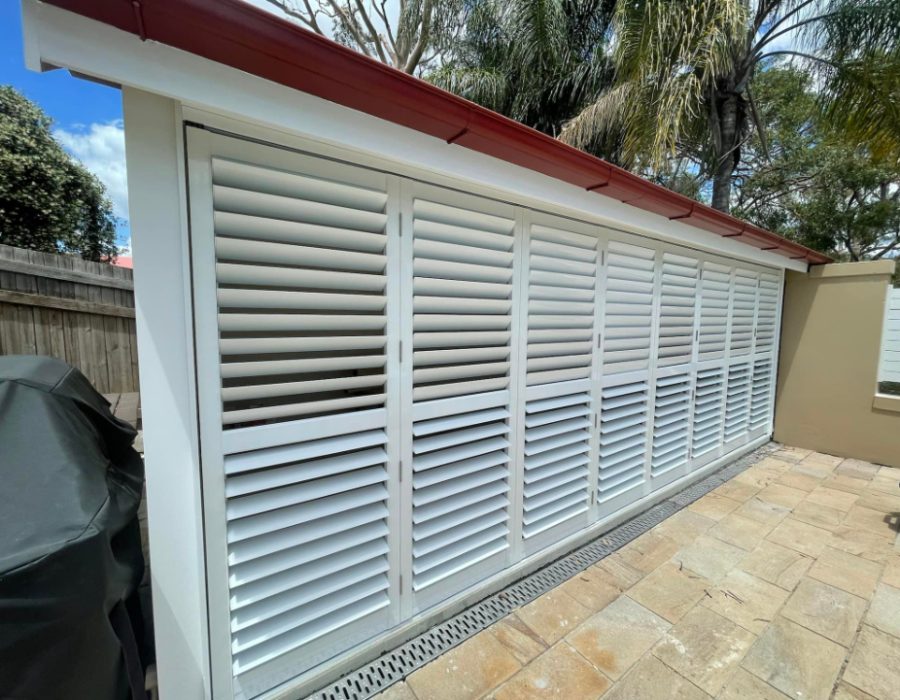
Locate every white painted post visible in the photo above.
<box><xmin>123</xmin><ymin>88</ymin><xmax>210</xmax><ymax>699</ymax></box>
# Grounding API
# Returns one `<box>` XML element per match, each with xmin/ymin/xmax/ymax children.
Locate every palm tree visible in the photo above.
<box><xmin>559</xmin><ymin>0</ymin><xmax>900</xmax><ymax>212</ymax></box>
<box><xmin>429</xmin><ymin>0</ymin><xmax>618</xmax><ymax>139</ymax></box>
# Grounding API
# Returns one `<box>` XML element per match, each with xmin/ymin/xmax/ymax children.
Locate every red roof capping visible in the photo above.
<box><xmin>45</xmin><ymin>0</ymin><xmax>831</xmax><ymax>265</ymax></box>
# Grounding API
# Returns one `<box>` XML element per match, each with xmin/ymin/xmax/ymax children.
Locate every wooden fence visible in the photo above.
<box><xmin>0</xmin><ymin>244</ymin><xmax>139</xmax><ymax>393</ymax></box>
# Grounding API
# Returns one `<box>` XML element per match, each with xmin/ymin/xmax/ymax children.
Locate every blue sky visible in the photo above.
<box><xmin>1</xmin><ymin>2</ymin><xmax>131</xmax><ymax>247</ymax></box>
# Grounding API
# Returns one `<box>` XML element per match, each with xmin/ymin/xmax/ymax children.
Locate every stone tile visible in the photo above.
<box><xmin>700</xmin><ymin>569</ymin><xmax>789</xmax><ymax>634</ymax></box>
<box><xmin>567</xmin><ymin>596</ymin><xmax>670</xmax><ymax>681</ymax></box>
<box><xmin>653</xmin><ymin>606</ymin><xmax>756</xmax><ymax>696</ymax></box>
<box><xmin>756</xmin><ymin>483</ymin><xmax>807</xmax><ymax>509</ymax></box>
<box><xmin>791</xmin><ymin>461</ymin><xmax>834</xmax><ymax>479</ymax></box>
<box><xmin>868</xmin><ymin>472</ymin><xmax>900</xmax><ymax>495</ymax></box>
<box><xmin>718</xmin><ymin>668</ymin><xmax>791</xmax><ymax>700</ymax></box>
<box><xmin>688</xmin><ymin>493</ymin><xmax>742</xmax><ymax>521</ymax></box>
<box><xmin>832</xmin><ymin>682</ymin><xmax>878</xmax><ymax>700</ymax></box>
<box><xmin>804</xmin><ymin>452</ymin><xmax>845</xmax><ymax>468</ymax></box>
<box><xmin>488</xmin><ymin>615</ymin><xmax>547</xmax><ymax>665</ymax></box>
<box><xmin>674</xmin><ymin>535</ymin><xmax>746</xmax><ymax>582</ymax></box>
<box><xmin>843</xmin><ymin>506</ymin><xmax>899</xmax><ymax>540</ymax></box>
<box><xmin>825</xmin><ymin>474</ymin><xmax>871</xmax><ymax>495</ymax></box>
<box><xmin>865</xmin><ymin>583</ymin><xmax>900</xmax><ymax>638</ymax></box>
<box><xmin>771</xmin><ymin>446</ymin><xmax>811</xmax><ymax>462</ymax></box>
<box><xmin>741</xmin><ymin>617</ymin><xmax>846</xmax><ymax>700</ymax></box>
<box><xmin>856</xmin><ymin>490</ymin><xmax>900</xmax><ymax>514</ymax></box>
<box><xmin>492</xmin><ymin>643</ymin><xmax>610</xmax><ymax>700</ymax></box>
<box><xmin>830</xmin><ymin>526</ymin><xmax>896</xmax><ymax>563</ymax></box>
<box><xmin>628</xmin><ymin>562</ymin><xmax>711</xmax><ymax>624</ymax></box>
<box><xmin>766</xmin><ymin>518</ymin><xmax>832</xmax><ymax>557</ymax></box>
<box><xmin>808</xmin><ymin>547</ymin><xmax>882</xmax><ymax>599</ymax></box>
<box><xmin>777</xmin><ymin>470</ymin><xmax>823</xmax><ymax>492</ymax></box>
<box><xmin>739</xmin><ymin>540</ymin><xmax>813</xmax><ymax>591</ymax></box>
<box><xmin>652</xmin><ymin>509</ymin><xmax>716</xmax><ymax>546</ymax></box>
<box><xmin>602</xmin><ymin>655</ymin><xmax>710</xmax><ymax>700</ymax></box>
<box><xmin>734</xmin><ymin>464</ymin><xmax>786</xmax><ymax>490</ymax></box>
<box><xmin>616</xmin><ymin>530</ymin><xmax>681</xmax><ymax>574</ymax></box>
<box><xmin>713</xmin><ymin>479</ymin><xmax>761</xmax><ymax>503</ymax></box>
<box><xmin>710</xmin><ymin>513</ymin><xmax>775</xmax><ymax>551</ymax></box>
<box><xmin>517</xmin><ymin>588</ymin><xmax>592</xmax><ymax>645</ymax></box>
<box><xmin>559</xmin><ymin>567</ymin><xmax>621</xmax><ymax>612</ymax></box>
<box><xmin>805</xmin><ymin>486</ymin><xmax>859</xmax><ymax>513</ymax></box>
<box><xmin>843</xmin><ymin>625</ymin><xmax>900</xmax><ymax>700</ymax></box>
<box><xmin>837</xmin><ymin>458</ymin><xmax>879</xmax><ymax>480</ymax></box>
<box><xmin>877</xmin><ymin>466</ymin><xmax>900</xmax><ymax>479</ymax></box>
<box><xmin>781</xmin><ymin>577</ymin><xmax>867</xmax><ymax>646</ymax></box>
<box><xmin>407</xmin><ymin>629</ymin><xmax>521</xmax><ymax>700</ymax></box>
<box><xmin>372</xmin><ymin>681</ymin><xmax>418</xmax><ymax>700</ymax></box>
<box><xmin>594</xmin><ymin>554</ymin><xmax>645</xmax><ymax>591</ymax></box>
<box><xmin>734</xmin><ymin>496</ymin><xmax>791</xmax><ymax>527</ymax></box>
<box><xmin>881</xmin><ymin>556</ymin><xmax>900</xmax><ymax>588</ymax></box>
<box><xmin>789</xmin><ymin>499</ymin><xmax>845</xmax><ymax>531</ymax></box>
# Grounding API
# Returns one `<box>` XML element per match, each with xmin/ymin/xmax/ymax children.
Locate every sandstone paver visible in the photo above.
<box><xmin>673</xmin><ymin>535</ymin><xmax>746</xmax><ymax>583</ymax></box>
<box><xmin>492</xmin><ymin>642</ymin><xmax>610</xmax><ymax>700</ymax></box>
<box><xmin>627</xmin><ymin>562</ymin><xmax>711</xmax><ymax>623</ymax></box>
<box><xmin>739</xmin><ymin>540</ymin><xmax>812</xmax><ymax>591</ymax></box>
<box><xmin>700</xmin><ymin>569</ymin><xmax>788</xmax><ymax>634</ymax></box>
<box><xmin>517</xmin><ymin>588</ymin><xmax>591</xmax><ymax>645</ymax></box>
<box><xmin>864</xmin><ymin>583</ymin><xmax>900</xmax><ymax>638</ymax></box>
<box><xmin>602</xmin><ymin>655</ymin><xmax>711</xmax><ymax>700</ymax></box>
<box><xmin>780</xmin><ymin>577</ymin><xmax>866</xmax><ymax>646</ymax></box>
<box><xmin>842</xmin><ymin>625</ymin><xmax>900</xmax><ymax>700</ymax></box>
<box><xmin>807</xmin><ymin>546</ymin><xmax>882</xmax><ymax>599</ymax></box>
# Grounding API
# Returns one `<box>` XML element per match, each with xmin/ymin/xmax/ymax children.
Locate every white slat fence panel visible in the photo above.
<box><xmin>880</xmin><ymin>287</ymin><xmax>900</xmax><ymax>383</ymax></box>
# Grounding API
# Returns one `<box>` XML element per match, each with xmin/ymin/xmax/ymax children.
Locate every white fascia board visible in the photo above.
<box><xmin>21</xmin><ymin>0</ymin><xmax>807</xmax><ymax>272</ymax></box>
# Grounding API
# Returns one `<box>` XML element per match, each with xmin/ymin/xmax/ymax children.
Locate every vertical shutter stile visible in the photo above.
<box><xmin>730</xmin><ymin>269</ymin><xmax>756</xmax><ymax>357</ymax></box>
<box><xmin>521</xmin><ymin>215</ymin><xmax>597</xmax><ymax>543</ymax></box>
<box><xmin>698</xmin><ymin>261</ymin><xmax>730</xmax><ymax>360</ymax></box>
<box><xmin>656</xmin><ymin>252</ymin><xmax>699</xmax><ymax>366</ymax></box>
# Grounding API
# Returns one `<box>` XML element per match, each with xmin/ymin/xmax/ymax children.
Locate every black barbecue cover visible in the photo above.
<box><xmin>0</xmin><ymin>356</ymin><xmax>145</xmax><ymax>700</ymax></box>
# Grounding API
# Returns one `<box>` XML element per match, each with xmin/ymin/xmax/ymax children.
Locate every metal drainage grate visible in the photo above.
<box><xmin>312</xmin><ymin>442</ymin><xmax>780</xmax><ymax>700</ymax></box>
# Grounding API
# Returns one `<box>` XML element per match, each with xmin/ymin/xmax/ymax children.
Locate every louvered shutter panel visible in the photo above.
<box><xmin>656</xmin><ymin>253</ymin><xmax>698</xmax><ymax>367</ymax></box>
<box><xmin>409</xmin><ymin>187</ymin><xmax>516</xmax><ymax>601</ymax></box>
<box><xmin>598</xmin><ymin>379</ymin><xmax>649</xmax><ymax>503</ymax></box>
<box><xmin>212</xmin><ymin>157</ymin><xmax>389</xmax><ymax>427</ymax></box>
<box><xmin>521</xmin><ymin>216</ymin><xmax>596</xmax><ymax>541</ymax></box>
<box><xmin>730</xmin><ymin>269</ymin><xmax>756</xmax><ymax>357</ymax></box>
<box><xmin>692</xmin><ymin>368</ymin><xmax>724</xmax><ymax>459</ymax></box>
<box><xmin>755</xmin><ymin>272</ymin><xmax>780</xmax><ymax>354</ymax></box>
<box><xmin>651</xmin><ymin>372</ymin><xmax>691</xmax><ymax>478</ymax></box>
<box><xmin>698</xmin><ymin>262</ymin><xmax>730</xmax><ymax>360</ymax></box>
<box><xmin>724</xmin><ymin>363</ymin><xmax>751</xmax><ymax>444</ymax></box>
<box><xmin>749</xmin><ymin>358</ymin><xmax>774</xmax><ymax>433</ymax></box>
<box><xmin>602</xmin><ymin>241</ymin><xmax>656</xmax><ymax>374</ymax></box>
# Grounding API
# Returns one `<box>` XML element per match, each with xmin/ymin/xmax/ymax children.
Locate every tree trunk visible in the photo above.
<box><xmin>711</xmin><ymin>91</ymin><xmax>740</xmax><ymax>213</ymax></box>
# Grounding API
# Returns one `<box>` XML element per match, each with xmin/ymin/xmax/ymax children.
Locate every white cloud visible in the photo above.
<box><xmin>54</xmin><ymin>120</ymin><xmax>129</xmax><ymax>223</ymax></box>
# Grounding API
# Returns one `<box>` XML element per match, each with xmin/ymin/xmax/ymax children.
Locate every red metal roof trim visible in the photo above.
<box><xmin>45</xmin><ymin>0</ymin><xmax>831</xmax><ymax>264</ymax></box>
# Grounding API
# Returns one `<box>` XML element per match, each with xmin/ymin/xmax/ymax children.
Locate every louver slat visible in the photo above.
<box><xmin>731</xmin><ymin>269</ymin><xmax>757</xmax><ymax>356</ymax></box>
<box><xmin>651</xmin><ymin>373</ymin><xmax>691</xmax><ymax>476</ymax></box>
<box><xmin>692</xmin><ymin>368</ymin><xmax>724</xmax><ymax>458</ymax></box>
<box><xmin>749</xmin><ymin>358</ymin><xmax>773</xmax><ymax>431</ymax></box>
<box><xmin>412</xmin><ymin>197</ymin><xmax>515</xmax><ymax>402</ymax></box>
<box><xmin>603</xmin><ymin>241</ymin><xmax>656</xmax><ymax>374</ymax></box>
<box><xmin>657</xmin><ymin>253</ymin><xmax>698</xmax><ymax>367</ymax></box>
<box><xmin>598</xmin><ymin>380</ymin><xmax>648</xmax><ymax>501</ymax></box>
<box><xmin>212</xmin><ymin>156</ymin><xmax>389</xmax><ymax>428</ymax></box>
<box><xmin>224</xmin><ymin>428</ymin><xmax>390</xmax><ymax>675</ymax></box>
<box><xmin>698</xmin><ymin>262</ymin><xmax>731</xmax><ymax>360</ymax></box>
<box><xmin>724</xmin><ymin>363</ymin><xmax>751</xmax><ymax>443</ymax></box>
<box><xmin>756</xmin><ymin>272</ymin><xmax>780</xmax><ymax>353</ymax></box>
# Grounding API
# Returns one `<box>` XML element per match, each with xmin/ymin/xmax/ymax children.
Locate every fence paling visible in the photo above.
<box><xmin>0</xmin><ymin>244</ymin><xmax>139</xmax><ymax>393</ymax></box>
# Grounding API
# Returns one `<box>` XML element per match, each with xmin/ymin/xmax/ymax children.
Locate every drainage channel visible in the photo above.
<box><xmin>312</xmin><ymin>441</ymin><xmax>780</xmax><ymax>700</ymax></box>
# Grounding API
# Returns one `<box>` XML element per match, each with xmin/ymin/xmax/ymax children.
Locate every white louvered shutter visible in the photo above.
<box><xmin>656</xmin><ymin>252</ymin><xmax>698</xmax><ymax>367</ymax></box>
<box><xmin>602</xmin><ymin>240</ymin><xmax>656</xmax><ymax>374</ymax></box>
<box><xmin>755</xmin><ymin>272</ymin><xmax>780</xmax><ymax>354</ymax></box>
<box><xmin>651</xmin><ymin>372</ymin><xmax>691</xmax><ymax>479</ymax></box>
<box><xmin>597</xmin><ymin>378</ymin><xmax>649</xmax><ymax>504</ymax></box>
<box><xmin>521</xmin><ymin>216</ymin><xmax>597</xmax><ymax>541</ymax></box>
<box><xmin>749</xmin><ymin>358</ymin><xmax>774</xmax><ymax>433</ymax></box>
<box><xmin>409</xmin><ymin>186</ymin><xmax>516</xmax><ymax>603</ymax></box>
<box><xmin>730</xmin><ymin>269</ymin><xmax>756</xmax><ymax>357</ymax></box>
<box><xmin>691</xmin><ymin>367</ymin><xmax>725</xmax><ymax>460</ymax></box>
<box><xmin>191</xmin><ymin>136</ymin><xmax>397</xmax><ymax>696</ymax></box>
<box><xmin>213</xmin><ymin>157</ymin><xmax>389</xmax><ymax>426</ymax></box>
<box><xmin>724</xmin><ymin>363</ymin><xmax>751</xmax><ymax>444</ymax></box>
<box><xmin>698</xmin><ymin>261</ymin><xmax>730</xmax><ymax>360</ymax></box>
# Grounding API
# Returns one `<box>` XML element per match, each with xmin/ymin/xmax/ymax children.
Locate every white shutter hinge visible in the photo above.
<box><xmin>399</xmin><ymin>340</ymin><xmax>403</xmax><ymax>363</ymax></box>
<box><xmin>695</xmin><ymin>329</ymin><xmax>699</xmax><ymax>341</ymax></box>
<box><xmin>601</xmin><ymin>250</ymin><xmax>606</xmax><ymax>266</ymax></box>
<box><xmin>399</xmin><ymin>459</ymin><xmax>403</xmax><ymax>482</ymax></box>
<box><xmin>597</xmin><ymin>333</ymin><xmax>602</xmax><ymax>348</ymax></box>
<box><xmin>399</xmin><ymin>574</ymin><xmax>404</xmax><ymax>589</ymax></box>
<box><xmin>594</xmin><ymin>413</ymin><xmax>599</xmax><ymax>430</ymax></box>
<box><xmin>591</xmin><ymin>490</ymin><xmax>597</xmax><ymax>505</ymax></box>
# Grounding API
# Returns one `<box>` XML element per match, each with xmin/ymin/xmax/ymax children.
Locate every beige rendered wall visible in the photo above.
<box><xmin>774</xmin><ymin>260</ymin><xmax>900</xmax><ymax>467</ymax></box>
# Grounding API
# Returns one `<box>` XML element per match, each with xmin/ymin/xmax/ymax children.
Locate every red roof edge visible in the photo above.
<box><xmin>44</xmin><ymin>0</ymin><xmax>831</xmax><ymax>265</ymax></box>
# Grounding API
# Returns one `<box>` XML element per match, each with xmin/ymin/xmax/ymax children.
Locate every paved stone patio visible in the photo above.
<box><xmin>374</xmin><ymin>446</ymin><xmax>900</xmax><ymax>700</ymax></box>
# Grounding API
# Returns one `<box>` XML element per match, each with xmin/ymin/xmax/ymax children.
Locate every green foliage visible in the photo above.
<box><xmin>429</xmin><ymin>0</ymin><xmax>617</xmax><ymax>139</ymax></box>
<box><xmin>0</xmin><ymin>85</ymin><xmax>117</xmax><ymax>261</ymax></box>
<box><xmin>733</xmin><ymin>68</ymin><xmax>900</xmax><ymax>263</ymax></box>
